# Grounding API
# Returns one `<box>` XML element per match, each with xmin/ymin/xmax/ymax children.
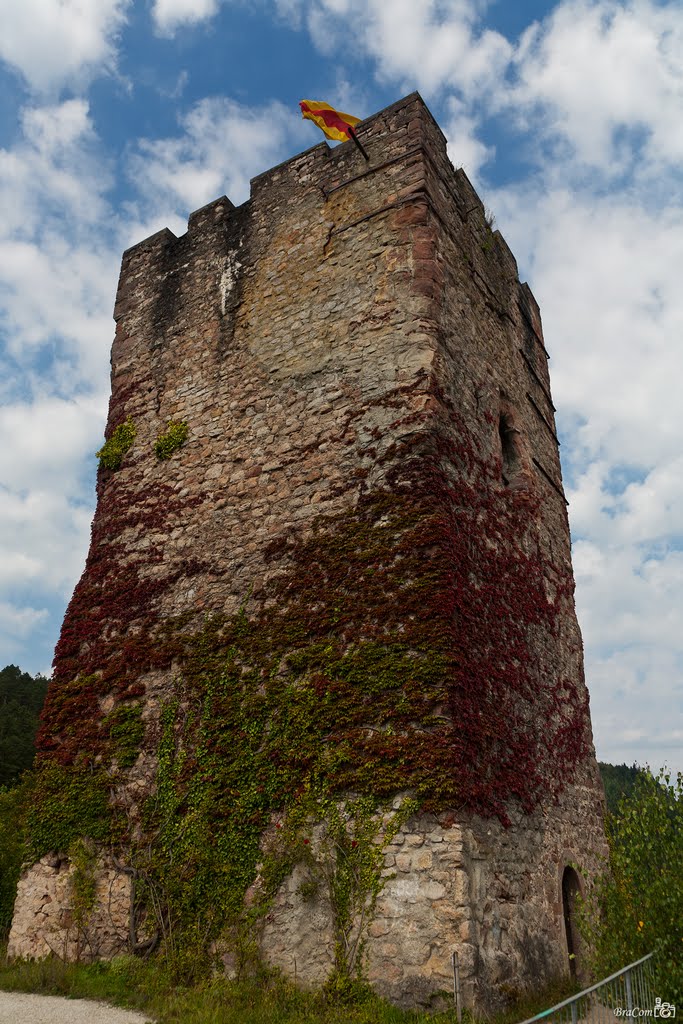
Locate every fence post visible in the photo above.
<box><xmin>452</xmin><ymin>950</ymin><xmax>462</xmax><ymax>1024</ymax></box>
<box><xmin>626</xmin><ymin>969</ymin><xmax>634</xmax><ymax>1013</ymax></box>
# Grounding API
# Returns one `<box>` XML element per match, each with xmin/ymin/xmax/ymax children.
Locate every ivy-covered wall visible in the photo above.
<box><xmin>9</xmin><ymin>94</ymin><xmax>606</xmax><ymax>1009</ymax></box>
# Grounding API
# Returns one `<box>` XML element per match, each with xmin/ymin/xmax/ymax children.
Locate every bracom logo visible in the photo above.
<box><xmin>614</xmin><ymin>999</ymin><xmax>676</xmax><ymax>1018</ymax></box>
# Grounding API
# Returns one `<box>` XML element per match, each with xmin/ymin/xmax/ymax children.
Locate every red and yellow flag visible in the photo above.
<box><xmin>299</xmin><ymin>100</ymin><xmax>361</xmax><ymax>143</ymax></box>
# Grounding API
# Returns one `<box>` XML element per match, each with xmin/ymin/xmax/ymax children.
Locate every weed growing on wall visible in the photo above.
<box><xmin>96</xmin><ymin>418</ymin><xmax>136</xmax><ymax>471</ymax></box>
<box><xmin>153</xmin><ymin>420</ymin><xmax>188</xmax><ymax>460</ymax></box>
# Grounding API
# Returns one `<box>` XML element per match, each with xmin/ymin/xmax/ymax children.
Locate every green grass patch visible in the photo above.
<box><xmin>0</xmin><ymin>948</ymin><xmax>579</xmax><ymax>1024</ymax></box>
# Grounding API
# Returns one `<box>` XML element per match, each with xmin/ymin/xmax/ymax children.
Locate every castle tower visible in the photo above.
<box><xmin>10</xmin><ymin>94</ymin><xmax>606</xmax><ymax>1009</ymax></box>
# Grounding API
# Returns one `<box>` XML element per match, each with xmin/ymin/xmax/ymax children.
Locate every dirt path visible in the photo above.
<box><xmin>0</xmin><ymin>991</ymin><xmax>154</xmax><ymax>1023</ymax></box>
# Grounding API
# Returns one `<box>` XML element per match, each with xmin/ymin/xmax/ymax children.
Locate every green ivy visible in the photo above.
<box><xmin>69</xmin><ymin>837</ymin><xmax>98</xmax><ymax>930</ymax></box>
<box><xmin>24</xmin><ymin>760</ymin><xmax>117</xmax><ymax>861</ymax></box>
<box><xmin>105</xmin><ymin>704</ymin><xmax>145</xmax><ymax>769</ymax></box>
<box><xmin>288</xmin><ymin>789</ymin><xmax>417</xmax><ymax>988</ymax></box>
<box><xmin>96</xmin><ymin>418</ymin><xmax>137</xmax><ymax>471</ymax></box>
<box><xmin>29</xmin><ymin>402</ymin><xmax>592</xmax><ymax>986</ymax></box>
<box><xmin>134</xmin><ymin>698</ymin><xmax>416</xmax><ymax>986</ymax></box>
<box><xmin>153</xmin><ymin>421</ymin><xmax>188</xmax><ymax>460</ymax></box>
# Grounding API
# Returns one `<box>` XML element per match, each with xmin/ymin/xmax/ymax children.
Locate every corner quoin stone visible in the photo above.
<box><xmin>9</xmin><ymin>93</ymin><xmax>607</xmax><ymax>1011</ymax></box>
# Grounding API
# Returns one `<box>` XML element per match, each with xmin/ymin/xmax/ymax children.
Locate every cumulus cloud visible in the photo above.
<box><xmin>307</xmin><ymin>0</ymin><xmax>511</xmax><ymax>97</ymax></box>
<box><xmin>512</xmin><ymin>0</ymin><xmax>683</xmax><ymax>175</ymax></box>
<box><xmin>0</xmin><ymin>100</ymin><xmax>119</xmax><ymax>388</ymax></box>
<box><xmin>486</xmin><ymin>174</ymin><xmax>683</xmax><ymax>771</ymax></box>
<box><xmin>152</xmin><ymin>0</ymin><xmax>223</xmax><ymax>35</ymax></box>
<box><xmin>1</xmin><ymin>100</ymin><xmax>109</xmax><ymax>237</ymax></box>
<box><xmin>0</xmin><ymin>601</ymin><xmax>48</xmax><ymax>638</ymax></box>
<box><xmin>0</xmin><ymin>595</ymin><xmax>54</xmax><ymax>678</ymax></box>
<box><xmin>443</xmin><ymin>95</ymin><xmax>494</xmax><ymax>182</ymax></box>
<box><xmin>492</xmin><ymin>188</ymin><xmax>683</xmax><ymax>466</ymax></box>
<box><xmin>0</xmin><ymin>101</ymin><xmax>122</xmax><ymax>672</ymax></box>
<box><xmin>586</xmin><ymin>644</ymin><xmax>683</xmax><ymax>771</ymax></box>
<box><xmin>0</xmin><ymin>396</ymin><xmax>104</xmax><ymax>497</ymax></box>
<box><xmin>0</xmin><ymin>92</ymin><xmax>308</xmax><ymax>674</ymax></box>
<box><xmin>0</xmin><ymin>0</ymin><xmax>130</xmax><ymax>94</ymax></box>
<box><xmin>127</xmin><ymin>97</ymin><xmax>308</xmax><ymax>214</ymax></box>
<box><xmin>0</xmin><ymin>0</ymin><xmax>680</xmax><ymax>765</ymax></box>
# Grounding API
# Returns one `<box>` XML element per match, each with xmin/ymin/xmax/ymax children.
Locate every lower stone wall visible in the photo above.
<box><xmin>261</xmin><ymin>779</ymin><xmax>607</xmax><ymax>1009</ymax></box>
<box><xmin>8</xmin><ymin>778</ymin><xmax>605</xmax><ymax>1011</ymax></box>
<box><xmin>8</xmin><ymin>853</ymin><xmax>131</xmax><ymax>962</ymax></box>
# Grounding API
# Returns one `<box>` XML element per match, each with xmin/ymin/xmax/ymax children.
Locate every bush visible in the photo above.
<box><xmin>580</xmin><ymin>768</ymin><xmax>682</xmax><ymax>1002</ymax></box>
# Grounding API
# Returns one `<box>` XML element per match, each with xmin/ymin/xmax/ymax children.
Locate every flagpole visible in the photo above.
<box><xmin>348</xmin><ymin>127</ymin><xmax>369</xmax><ymax>161</ymax></box>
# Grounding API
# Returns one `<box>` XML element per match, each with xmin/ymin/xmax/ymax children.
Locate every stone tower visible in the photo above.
<box><xmin>10</xmin><ymin>94</ymin><xmax>606</xmax><ymax>1009</ymax></box>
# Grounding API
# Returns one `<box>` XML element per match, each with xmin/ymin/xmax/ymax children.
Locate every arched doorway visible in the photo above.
<box><xmin>562</xmin><ymin>866</ymin><xmax>582</xmax><ymax>977</ymax></box>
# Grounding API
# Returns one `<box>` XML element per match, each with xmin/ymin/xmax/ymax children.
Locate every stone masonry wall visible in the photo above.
<box><xmin>10</xmin><ymin>93</ymin><xmax>606</xmax><ymax>1009</ymax></box>
<box><xmin>262</xmin><ymin>787</ymin><xmax>606</xmax><ymax>1010</ymax></box>
<box><xmin>9</xmin><ymin>854</ymin><xmax>130</xmax><ymax>962</ymax></box>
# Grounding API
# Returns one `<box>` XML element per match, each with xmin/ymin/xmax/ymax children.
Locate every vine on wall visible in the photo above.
<box><xmin>287</xmin><ymin>791</ymin><xmax>418</xmax><ymax>992</ymax></box>
<box><xmin>27</xmin><ymin>376</ymin><xmax>591</xmax><ymax>980</ymax></box>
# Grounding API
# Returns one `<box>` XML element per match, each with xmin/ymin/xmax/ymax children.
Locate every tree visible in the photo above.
<box><xmin>0</xmin><ymin>780</ymin><xmax>27</xmax><ymax>938</ymax></box>
<box><xmin>580</xmin><ymin>769</ymin><xmax>683</xmax><ymax>1002</ymax></box>
<box><xmin>599</xmin><ymin>761</ymin><xmax>648</xmax><ymax>816</ymax></box>
<box><xmin>0</xmin><ymin>664</ymin><xmax>49</xmax><ymax>788</ymax></box>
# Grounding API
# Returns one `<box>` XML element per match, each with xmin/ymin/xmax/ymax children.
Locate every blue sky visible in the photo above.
<box><xmin>1</xmin><ymin>0</ymin><xmax>682</xmax><ymax>773</ymax></box>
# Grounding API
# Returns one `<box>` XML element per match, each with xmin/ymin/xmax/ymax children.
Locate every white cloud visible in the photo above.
<box><xmin>307</xmin><ymin>0</ymin><xmax>511</xmax><ymax>97</ymax></box>
<box><xmin>486</xmin><ymin>179</ymin><xmax>683</xmax><ymax>772</ymax></box>
<box><xmin>0</xmin><ymin>601</ymin><xmax>48</xmax><ymax>636</ymax></box>
<box><xmin>0</xmin><ymin>395</ymin><xmax>104</xmax><ymax>652</ymax></box>
<box><xmin>0</xmin><ymin>92</ymin><xmax>309</xmax><ymax>675</ymax></box>
<box><xmin>455</xmin><ymin>3</ymin><xmax>683</xmax><ymax>774</ymax></box>
<box><xmin>297</xmin><ymin>0</ymin><xmax>683</xmax><ymax>183</ymax></box>
<box><xmin>0</xmin><ymin>0</ymin><xmax>680</xmax><ymax>769</ymax></box>
<box><xmin>0</xmin><ymin>0</ymin><xmax>131</xmax><ymax>93</ymax></box>
<box><xmin>443</xmin><ymin>95</ymin><xmax>494</xmax><ymax>182</ymax></box>
<box><xmin>152</xmin><ymin>0</ymin><xmax>222</xmax><ymax>35</ymax></box>
<box><xmin>587</xmin><ymin>645</ymin><xmax>683</xmax><ymax>771</ymax></box>
<box><xmin>128</xmin><ymin>97</ymin><xmax>307</xmax><ymax>214</ymax></box>
<box><xmin>490</xmin><ymin>187</ymin><xmax>683</xmax><ymax>471</ymax></box>
<box><xmin>0</xmin><ymin>100</ymin><xmax>119</xmax><ymax>389</ymax></box>
<box><xmin>512</xmin><ymin>0</ymin><xmax>683</xmax><ymax>175</ymax></box>
<box><xmin>1</xmin><ymin>100</ymin><xmax>110</xmax><ymax>238</ymax></box>
<box><xmin>0</xmin><ymin>101</ymin><xmax>122</xmax><ymax>673</ymax></box>
<box><xmin>273</xmin><ymin>0</ymin><xmax>305</xmax><ymax>26</ymax></box>
<box><xmin>0</xmin><ymin>395</ymin><xmax>104</xmax><ymax>496</ymax></box>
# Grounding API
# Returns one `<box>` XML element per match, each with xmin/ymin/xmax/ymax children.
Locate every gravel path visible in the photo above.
<box><xmin>0</xmin><ymin>991</ymin><xmax>154</xmax><ymax>1023</ymax></box>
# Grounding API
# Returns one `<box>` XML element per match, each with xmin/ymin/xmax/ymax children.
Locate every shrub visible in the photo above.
<box><xmin>580</xmin><ymin>768</ymin><xmax>682</xmax><ymax>1001</ymax></box>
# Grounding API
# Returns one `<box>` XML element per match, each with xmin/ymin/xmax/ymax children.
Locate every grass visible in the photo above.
<box><xmin>0</xmin><ymin>947</ymin><xmax>580</xmax><ymax>1024</ymax></box>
